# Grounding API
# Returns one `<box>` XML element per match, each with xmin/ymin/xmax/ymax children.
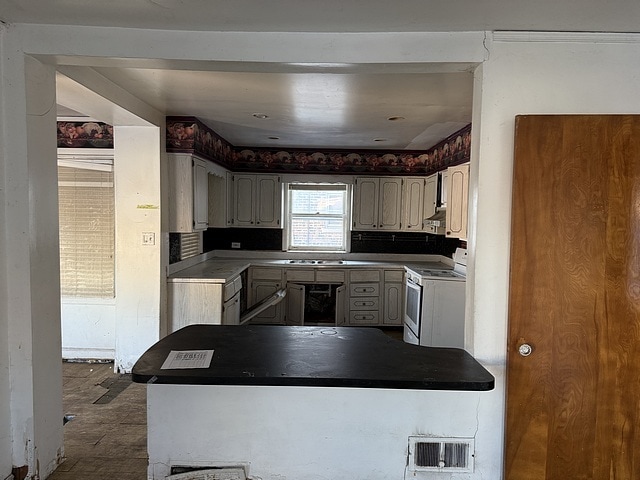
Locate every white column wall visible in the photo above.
<box><xmin>114</xmin><ymin>126</ymin><xmax>162</xmax><ymax>372</ymax></box>
<box><xmin>0</xmin><ymin>25</ymin><xmax>14</xmax><ymax>480</ymax></box>
<box><xmin>0</xmin><ymin>31</ymin><xmax>64</xmax><ymax>479</ymax></box>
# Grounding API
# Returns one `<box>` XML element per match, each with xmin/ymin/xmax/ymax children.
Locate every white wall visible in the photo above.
<box><xmin>0</xmin><ymin>35</ymin><xmax>64</xmax><ymax>478</ymax></box>
<box><xmin>61</xmin><ymin>301</ymin><xmax>116</xmax><ymax>359</ymax></box>
<box><xmin>148</xmin><ymin>383</ymin><xmax>505</xmax><ymax>480</ymax></box>
<box><xmin>114</xmin><ymin>127</ymin><xmax>163</xmax><ymax>371</ymax></box>
<box><xmin>0</xmin><ymin>26</ymin><xmax>13</xmax><ymax>477</ymax></box>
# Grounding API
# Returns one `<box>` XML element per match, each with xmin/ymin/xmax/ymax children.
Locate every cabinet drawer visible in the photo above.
<box><xmin>349</xmin><ymin>297</ymin><xmax>379</xmax><ymax>310</ymax></box>
<box><xmin>349</xmin><ymin>269</ymin><xmax>381</xmax><ymax>282</ymax></box>
<box><xmin>250</xmin><ymin>268</ymin><xmax>283</xmax><ymax>281</ymax></box>
<box><xmin>349</xmin><ymin>311</ymin><xmax>380</xmax><ymax>325</ymax></box>
<box><xmin>349</xmin><ymin>283</ymin><xmax>380</xmax><ymax>296</ymax></box>
<box><xmin>223</xmin><ymin>276</ymin><xmax>242</xmax><ymax>302</ymax></box>
<box><xmin>315</xmin><ymin>269</ymin><xmax>345</xmax><ymax>283</ymax></box>
<box><xmin>384</xmin><ymin>270</ymin><xmax>404</xmax><ymax>282</ymax></box>
<box><xmin>286</xmin><ymin>269</ymin><xmax>315</xmax><ymax>282</ymax></box>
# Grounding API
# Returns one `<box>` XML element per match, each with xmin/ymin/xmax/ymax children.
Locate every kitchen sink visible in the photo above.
<box><xmin>287</xmin><ymin>259</ymin><xmax>344</xmax><ymax>265</ymax></box>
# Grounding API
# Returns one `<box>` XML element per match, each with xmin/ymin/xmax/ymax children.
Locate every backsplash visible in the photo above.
<box><xmin>203</xmin><ymin>228</ymin><xmax>284</xmax><ymax>252</ymax></box>
<box><xmin>198</xmin><ymin>227</ymin><xmax>462</xmax><ymax>257</ymax></box>
<box><xmin>167</xmin><ymin>116</ymin><xmax>471</xmax><ymax>176</ymax></box>
<box><xmin>350</xmin><ymin>231</ymin><xmax>462</xmax><ymax>256</ymax></box>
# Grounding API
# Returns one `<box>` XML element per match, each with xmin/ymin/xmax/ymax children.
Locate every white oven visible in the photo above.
<box><xmin>403</xmin><ymin>248</ymin><xmax>467</xmax><ymax>347</ymax></box>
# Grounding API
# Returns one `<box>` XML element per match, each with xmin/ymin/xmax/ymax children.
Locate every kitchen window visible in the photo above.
<box><xmin>285</xmin><ymin>183</ymin><xmax>350</xmax><ymax>252</ymax></box>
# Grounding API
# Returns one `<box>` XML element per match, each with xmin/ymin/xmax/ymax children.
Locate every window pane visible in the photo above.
<box><xmin>290</xmin><ymin>217</ymin><xmax>344</xmax><ymax>249</ymax></box>
<box><xmin>290</xmin><ymin>189</ymin><xmax>345</xmax><ymax>215</ymax></box>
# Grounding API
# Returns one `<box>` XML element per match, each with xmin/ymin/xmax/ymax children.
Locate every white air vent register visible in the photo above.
<box><xmin>407</xmin><ymin>436</ymin><xmax>474</xmax><ymax>474</ymax></box>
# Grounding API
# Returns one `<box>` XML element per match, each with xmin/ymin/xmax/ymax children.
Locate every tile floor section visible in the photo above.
<box><xmin>48</xmin><ymin>361</ymin><xmax>148</xmax><ymax>480</ymax></box>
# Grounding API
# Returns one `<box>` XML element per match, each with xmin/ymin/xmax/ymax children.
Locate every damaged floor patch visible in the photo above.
<box><xmin>93</xmin><ymin>374</ymin><xmax>132</xmax><ymax>404</ymax></box>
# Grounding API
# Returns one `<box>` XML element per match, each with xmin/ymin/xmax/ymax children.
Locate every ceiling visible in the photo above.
<box><xmin>6</xmin><ymin>0</ymin><xmax>638</xmax><ymax>151</ymax></box>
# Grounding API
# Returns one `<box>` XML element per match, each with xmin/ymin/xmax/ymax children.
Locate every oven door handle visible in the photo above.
<box><xmin>406</xmin><ymin>276</ymin><xmax>420</xmax><ymax>286</ymax></box>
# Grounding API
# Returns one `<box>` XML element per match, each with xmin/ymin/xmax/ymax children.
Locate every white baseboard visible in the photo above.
<box><xmin>62</xmin><ymin>347</ymin><xmax>115</xmax><ymax>360</ymax></box>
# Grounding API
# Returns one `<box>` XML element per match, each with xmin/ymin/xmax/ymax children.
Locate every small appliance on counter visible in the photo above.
<box><xmin>403</xmin><ymin>247</ymin><xmax>467</xmax><ymax>347</ymax></box>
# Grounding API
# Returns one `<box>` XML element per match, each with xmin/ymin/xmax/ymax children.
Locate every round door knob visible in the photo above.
<box><xmin>518</xmin><ymin>343</ymin><xmax>533</xmax><ymax>357</ymax></box>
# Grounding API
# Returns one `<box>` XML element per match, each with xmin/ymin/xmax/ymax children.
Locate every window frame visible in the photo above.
<box><xmin>284</xmin><ymin>182</ymin><xmax>351</xmax><ymax>253</ymax></box>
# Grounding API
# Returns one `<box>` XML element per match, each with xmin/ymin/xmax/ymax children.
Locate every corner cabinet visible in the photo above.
<box><xmin>446</xmin><ymin>163</ymin><xmax>470</xmax><ymax>240</ymax></box>
<box><xmin>352</xmin><ymin>177</ymin><xmax>403</xmax><ymax>230</ymax></box>
<box><xmin>228</xmin><ymin>174</ymin><xmax>282</xmax><ymax>228</ymax></box>
<box><xmin>168</xmin><ymin>153</ymin><xmax>209</xmax><ymax>232</ymax></box>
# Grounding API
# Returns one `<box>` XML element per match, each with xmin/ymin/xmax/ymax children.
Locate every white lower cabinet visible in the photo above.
<box><xmin>286</xmin><ymin>283</ymin><xmax>305</xmax><ymax>326</ymax></box>
<box><xmin>248</xmin><ymin>267</ymin><xmax>284</xmax><ymax>324</ymax></box>
<box><xmin>383</xmin><ymin>269</ymin><xmax>404</xmax><ymax>326</ymax></box>
<box><xmin>347</xmin><ymin>269</ymin><xmax>382</xmax><ymax>326</ymax></box>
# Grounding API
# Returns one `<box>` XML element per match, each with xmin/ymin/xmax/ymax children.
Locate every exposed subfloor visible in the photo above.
<box><xmin>48</xmin><ymin>361</ymin><xmax>148</xmax><ymax>480</ymax></box>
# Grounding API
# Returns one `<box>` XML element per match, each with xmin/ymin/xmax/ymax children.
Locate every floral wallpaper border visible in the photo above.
<box><xmin>168</xmin><ymin>116</ymin><xmax>471</xmax><ymax>176</ymax></box>
<box><xmin>57</xmin><ymin>121</ymin><xmax>114</xmax><ymax>149</ymax></box>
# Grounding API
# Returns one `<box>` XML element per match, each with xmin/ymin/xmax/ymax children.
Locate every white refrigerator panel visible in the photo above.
<box><xmin>419</xmin><ymin>280</ymin><xmax>466</xmax><ymax>348</ymax></box>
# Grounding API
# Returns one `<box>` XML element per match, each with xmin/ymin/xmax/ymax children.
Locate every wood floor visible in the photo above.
<box><xmin>48</xmin><ymin>361</ymin><xmax>148</xmax><ymax>480</ymax></box>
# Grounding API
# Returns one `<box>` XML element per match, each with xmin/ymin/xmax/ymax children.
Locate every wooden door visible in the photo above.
<box><xmin>506</xmin><ymin>115</ymin><xmax>640</xmax><ymax>479</ymax></box>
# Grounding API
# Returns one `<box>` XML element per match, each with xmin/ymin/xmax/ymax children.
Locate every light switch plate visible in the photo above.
<box><xmin>231</xmin><ymin>242</ymin><xmax>241</xmax><ymax>249</ymax></box>
<box><xmin>142</xmin><ymin>232</ymin><xmax>156</xmax><ymax>245</ymax></box>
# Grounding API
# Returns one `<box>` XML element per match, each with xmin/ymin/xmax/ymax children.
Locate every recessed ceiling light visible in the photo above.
<box><xmin>387</xmin><ymin>116</ymin><xmax>405</xmax><ymax>121</ymax></box>
<box><xmin>252</xmin><ymin>113</ymin><xmax>269</xmax><ymax>119</ymax></box>
<box><xmin>268</xmin><ymin>136</ymin><xmax>280</xmax><ymax>140</ymax></box>
<box><xmin>373</xmin><ymin>138</ymin><xmax>388</xmax><ymax>142</ymax></box>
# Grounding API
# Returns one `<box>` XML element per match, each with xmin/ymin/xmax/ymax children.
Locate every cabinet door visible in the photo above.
<box><xmin>440</xmin><ymin>169</ymin><xmax>450</xmax><ymax>208</ymax></box>
<box><xmin>383</xmin><ymin>282</ymin><xmax>404</xmax><ymax>325</ymax></box>
<box><xmin>335</xmin><ymin>285</ymin><xmax>346</xmax><ymax>326</ymax></box>
<box><xmin>234</xmin><ymin>174</ymin><xmax>256</xmax><ymax>226</ymax></box>
<box><xmin>168</xmin><ymin>153</ymin><xmax>208</xmax><ymax>233</ymax></box>
<box><xmin>378</xmin><ymin>178</ymin><xmax>403</xmax><ymax>230</ymax></box>
<box><xmin>192</xmin><ymin>158</ymin><xmax>209</xmax><ymax>230</ymax></box>
<box><xmin>286</xmin><ymin>283</ymin><xmax>305</xmax><ymax>326</ymax></box>
<box><xmin>222</xmin><ymin>294</ymin><xmax>240</xmax><ymax>325</ymax></box>
<box><xmin>168</xmin><ymin>282</ymin><xmax>223</xmax><ymax>332</ymax></box>
<box><xmin>423</xmin><ymin>173</ymin><xmax>438</xmax><ymax>222</ymax></box>
<box><xmin>353</xmin><ymin>177</ymin><xmax>379</xmax><ymax>230</ymax></box>
<box><xmin>250</xmin><ymin>281</ymin><xmax>283</xmax><ymax>324</ymax></box>
<box><xmin>402</xmin><ymin>177</ymin><xmax>425</xmax><ymax>231</ymax></box>
<box><xmin>225</xmin><ymin>171</ymin><xmax>235</xmax><ymax>226</ymax></box>
<box><xmin>255</xmin><ymin>175</ymin><xmax>281</xmax><ymax>227</ymax></box>
<box><xmin>446</xmin><ymin>163</ymin><xmax>469</xmax><ymax>239</ymax></box>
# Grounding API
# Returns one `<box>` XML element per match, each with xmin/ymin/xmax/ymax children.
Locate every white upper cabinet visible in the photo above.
<box><xmin>229</xmin><ymin>174</ymin><xmax>282</xmax><ymax>228</ymax></box>
<box><xmin>353</xmin><ymin>177</ymin><xmax>402</xmax><ymax>230</ymax></box>
<box><xmin>168</xmin><ymin>153</ymin><xmax>209</xmax><ymax>232</ymax></box>
<box><xmin>401</xmin><ymin>177</ymin><xmax>426</xmax><ymax>231</ymax></box>
<box><xmin>445</xmin><ymin>163</ymin><xmax>469</xmax><ymax>240</ymax></box>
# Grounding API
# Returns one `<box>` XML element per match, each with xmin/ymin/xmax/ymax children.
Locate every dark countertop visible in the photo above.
<box><xmin>132</xmin><ymin>325</ymin><xmax>494</xmax><ymax>391</ymax></box>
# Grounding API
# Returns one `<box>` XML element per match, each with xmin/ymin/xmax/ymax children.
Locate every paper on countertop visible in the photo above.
<box><xmin>161</xmin><ymin>350</ymin><xmax>214</xmax><ymax>369</ymax></box>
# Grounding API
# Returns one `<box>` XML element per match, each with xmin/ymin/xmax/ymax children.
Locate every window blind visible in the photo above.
<box><xmin>58</xmin><ymin>165</ymin><xmax>115</xmax><ymax>298</ymax></box>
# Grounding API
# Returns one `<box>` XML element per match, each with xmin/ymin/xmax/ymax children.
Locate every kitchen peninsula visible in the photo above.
<box><xmin>133</xmin><ymin>325</ymin><xmax>494</xmax><ymax>479</ymax></box>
